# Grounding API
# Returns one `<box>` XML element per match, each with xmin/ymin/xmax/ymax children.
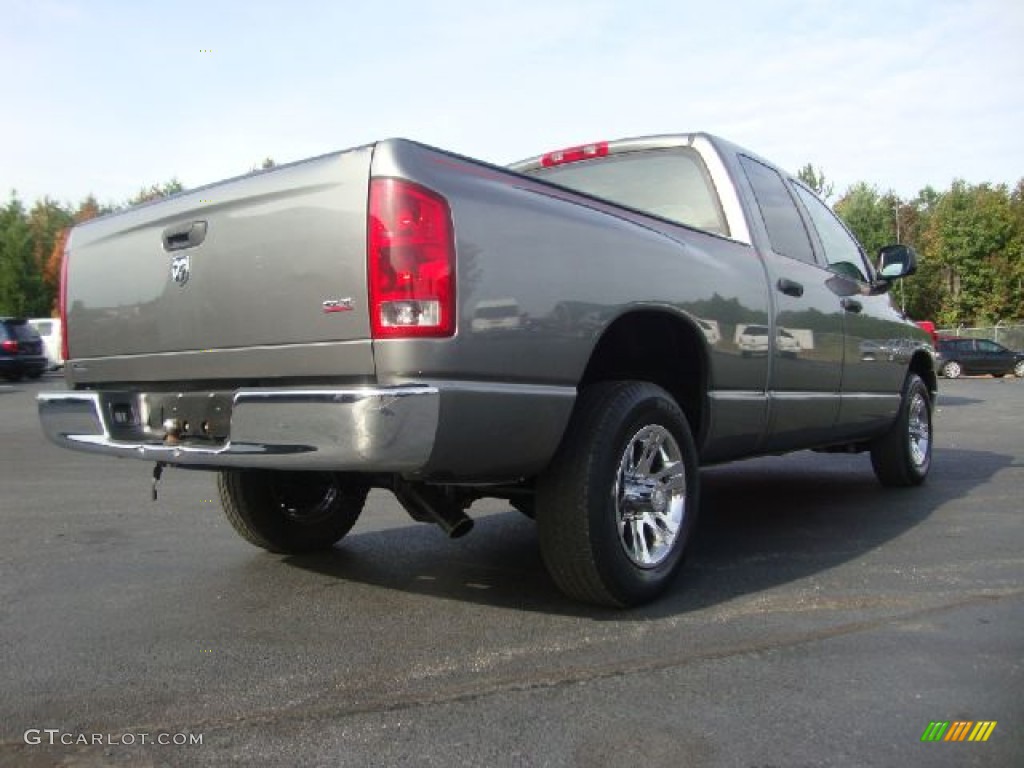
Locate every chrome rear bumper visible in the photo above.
<box><xmin>38</xmin><ymin>387</ymin><xmax>439</xmax><ymax>471</ymax></box>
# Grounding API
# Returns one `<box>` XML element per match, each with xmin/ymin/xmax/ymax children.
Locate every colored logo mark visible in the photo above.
<box><xmin>921</xmin><ymin>721</ymin><xmax>997</xmax><ymax>742</ymax></box>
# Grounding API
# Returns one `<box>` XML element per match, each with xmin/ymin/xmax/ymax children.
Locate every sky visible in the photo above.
<box><xmin>2</xmin><ymin>0</ymin><xmax>1022</xmax><ymax>208</ymax></box>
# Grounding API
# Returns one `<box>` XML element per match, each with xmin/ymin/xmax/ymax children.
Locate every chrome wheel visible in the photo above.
<box><xmin>613</xmin><ymin>424</ymin><xmax>687</xmax><ymax>568</ymax></box>
<box><xmin>536</xmin><ymin>381</ymin><xmax>699</xmax><ymax>606</ymax></box>
<box><xmin>942</xmin><ymin>361</ymin><xmax>962</xmax><ymax>379</ymax></box>
<box><xmin>907</xmin><ymin>392</ymin><xmax>931</xmax><ymax>469</ymax></box>
<box><xmin>1015</xmin><ymin>360</ymin><xmax>1024</xmax><ymax>378</ymax></box>
<box><xmin>870</xmin><ymin>373</ymin><xmax>932</xmax><ymax>488</ymax></box>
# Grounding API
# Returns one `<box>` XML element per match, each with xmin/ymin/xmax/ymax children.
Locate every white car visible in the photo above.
<box><xmin>695</xmin><ymin>317</ymin><xmax>721</xmax><ymax>345</ymax></box>
<box><xmin>28</xmin><ymin>318</ymin><xmax>63</xmax><ymax>369</ymax></box>
<box><xmin>471</xmin><ymin>299</ymin><xmax>521</xmax><ymax>333</ymax></box>
<box><xmin>736</xmin><ymin>324</ymin><xmax>801</xmax><ymax>357</ymax></box>
<box><xmin>737</xmin><ymin>324</ymin><xmax>770</xmax><ymax>356</ymax></box>
<box><xmin>776</xmin><ymin>328</ymin><xmax>802</xmax><ymax>357</ymax></box>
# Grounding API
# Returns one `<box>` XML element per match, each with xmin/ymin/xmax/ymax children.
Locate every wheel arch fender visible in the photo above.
<box><xmin>578</xmin><ymin>307</ymin><xmax>712</xmax><ymax>447</ymax></box>
<box><xmin>909</xmin><ymin>349</ymin><xmax>938</xmax><ymax>402</ymax></box>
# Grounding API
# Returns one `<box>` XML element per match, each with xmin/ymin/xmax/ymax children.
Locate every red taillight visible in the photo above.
<box><xmin>540</xmin><ymin>141</ymin><xmax>609</xmax><ymax>168</ymax></box>
<box><xmin>1</xmin><ymin>340</ymin><xmax>17</xmax><ymax>354</ymax></box>
<box><xmin>367</xmin><ymin>178</ymin><xmax>456</xmax><ymax>339</ymax></box>
<box><xmin>59</xmin><ymin>233</ymin><xmax>71</xmax><ymax>361</ymax></box>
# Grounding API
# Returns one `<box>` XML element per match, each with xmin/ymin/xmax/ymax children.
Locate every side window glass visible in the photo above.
<box><xmin>738</xmin><ymin>156</ymin><xmax>815</xmax><ymax>264</ymax></box>
<box><xmin>792</xmin><ymin>184</ymin><xmax>871</xmax><ymax>282</ymax></box>
<box><xmin>977</xmin><ymin>340</ymin><xmax>1000</xmax><ymax>353</ymax></box>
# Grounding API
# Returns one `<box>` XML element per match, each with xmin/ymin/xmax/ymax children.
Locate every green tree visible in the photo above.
<box><xmin>127</xmin><ymin>179</ymin><xmax>185</xmax><ymax>207</ymax></box>
<box><xmin>247</xmin><ymin>157</ymin><xmax>276</xmax><ymax>173</ymax></box>
<box><xmin>922</xmin><ymin>180</ymin><xmax>1015</xmax><ymax>325</ymax></box>
<box><xmin>999</xmin><ymin>179</ymin><xmax>1024</xmax><ymax>320</ymax></box>
<box><xmin>887</xmin><ymin>186</ymin><xmax>951</xmax><ymax>321</ymax></box>
<box><xmin>28</xmin><ymin>198</ymin><xmax>74</xmax><ymax>315</ymax></box>
<box><xmin>797</xmin><ymin>163</ymin><xmax>834</xmax><ymax>201</ymax></box>
<box><xmin>834</xmin><ymin>182</ymin><xmax>894</xmax><ymax>259</ymax></box>
<box><xmin>832</xmin><ymin>183</ymin><xmax>956</xmax><ymax>322</ymax></box>
<box><xmin>43</xmin><ymin>196</ymin><xmax>105</xmax><ymax>314</ymax></box>
<box><xmin>0</xmin><ymin>193</ymin><xmax>48</xmax><ymax>316</ymax></box>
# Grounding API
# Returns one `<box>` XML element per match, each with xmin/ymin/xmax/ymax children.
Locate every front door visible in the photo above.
<box><xmin>790</xmin><ymin>183</ymin><xmax>907</xmax><ymax>437</ymax></box>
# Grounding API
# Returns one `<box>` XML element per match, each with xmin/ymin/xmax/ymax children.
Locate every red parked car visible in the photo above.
<box><xmin>915</xmin><ymin>321</ymin><xmax>938</xmax><ymax>343</ymax></box>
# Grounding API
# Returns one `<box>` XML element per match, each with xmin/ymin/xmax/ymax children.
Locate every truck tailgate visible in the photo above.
<box><xmin>66</xmin><ymin>145</ymin><xmax>375</xmax><ymax>384</ymax></box>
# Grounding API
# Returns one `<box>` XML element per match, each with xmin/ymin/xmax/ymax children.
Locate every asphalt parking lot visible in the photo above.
<box><xmin>1</xmin><ymin>374</ymin><xmax>1021</xmax><ymax>767</ymax></box>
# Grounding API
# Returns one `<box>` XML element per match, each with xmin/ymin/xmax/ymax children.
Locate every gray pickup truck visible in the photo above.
<box><xmin>39</xmin><ymin>133</ymin><xmax>936</xmax><ymax>607</ymax></box>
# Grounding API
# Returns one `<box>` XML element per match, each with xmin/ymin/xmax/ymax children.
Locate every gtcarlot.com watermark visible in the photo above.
<box><xmin>24</xmin><ymin>728</ymin><xmax>202</xmax><ymax>746</ymax></box>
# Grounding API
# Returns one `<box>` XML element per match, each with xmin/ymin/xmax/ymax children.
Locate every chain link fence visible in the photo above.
<box><xmin>937</xmin><ymin>323</ymin><xmax>1024</xmax><ymax>351</ymax></box>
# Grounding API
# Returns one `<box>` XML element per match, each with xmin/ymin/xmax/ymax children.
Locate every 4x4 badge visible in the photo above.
<box><xmin>170</xmin><ymin>252</ymin><xmax>190</xmax><ymax>286</ymax></box>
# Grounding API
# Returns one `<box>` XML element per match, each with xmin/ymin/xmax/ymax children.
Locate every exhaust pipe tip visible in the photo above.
<box><xmin>440</xmin><ymin>513</ymin><xmax>474</xmax><ymax>539</ymax></box>
<box><xmin>392</xmin><ymin>479</ymin><xmax>474</xmax><ymax>539</ymax></box>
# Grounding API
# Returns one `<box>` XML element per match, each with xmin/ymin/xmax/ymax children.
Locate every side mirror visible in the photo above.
<box><xmin>877</xmin><ymin>244</ymin><xmax>917</xmax><ymax>280</ymax></box>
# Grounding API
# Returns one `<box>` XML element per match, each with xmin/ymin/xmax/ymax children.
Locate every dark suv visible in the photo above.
<box><xmin>936</xmin><ymin>337</ymin><xmax>1024</xmax><ymax>379</ymax></box>
<box><xmin>0</xmin><ymin>318</ymin><xmax>48</xmax><ymax>382</ymax></box>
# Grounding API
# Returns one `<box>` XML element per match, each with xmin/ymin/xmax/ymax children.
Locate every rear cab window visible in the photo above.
<box><xmin>526</xmin><ymin>147</ymin><xmax>729</xmax><ymax>236</ymax></box>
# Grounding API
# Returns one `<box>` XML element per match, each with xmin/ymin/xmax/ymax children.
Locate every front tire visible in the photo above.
<box><xmin>536</xmin><ymin>381</ymin><xmax>699</xmax><ymax>608</ymax></box>
<box><xmin>1015</xmin><ymin>360</ymin><xmax>1024</xmax><ymax>378</ymax></box>
<box><xmin>217</xmin><ymin>470</ymin><xmax>369</xmax><ymax>554</ymax></box>
<box><xmin>870</xmin><ymin>374</ymin><xmax>933</xmax><ymax>487</ymax></box>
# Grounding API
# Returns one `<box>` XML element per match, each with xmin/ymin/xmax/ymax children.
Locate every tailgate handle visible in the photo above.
<box><xmin>162</xmin><ymin>220</ymin><xmax>207</xmax><ymax>251</ymax></box>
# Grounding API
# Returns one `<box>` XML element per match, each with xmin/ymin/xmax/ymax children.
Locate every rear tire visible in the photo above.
<box><xmin>1015</xmin><ymin>361</ymin><xmax>1024</xmax><ymax>378</ymax></box>
<box><xmin>941</xmin><ymin>360</ymin><xmax>962</xmax><ymax>379</ymax></box>
<box><xmin>870</xmin><ymin>374</ymin><xmax>933</xmax><ymax>487</ymax></box>
<box><xmin>536</xmin><ymin>381</ymin><xmax>699</xmax><ymax>608</ymax></box>
<box><xmin>217</xmin><ymin>470</ymin><xmax>369</xmax><ymax>554</ymax></box>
